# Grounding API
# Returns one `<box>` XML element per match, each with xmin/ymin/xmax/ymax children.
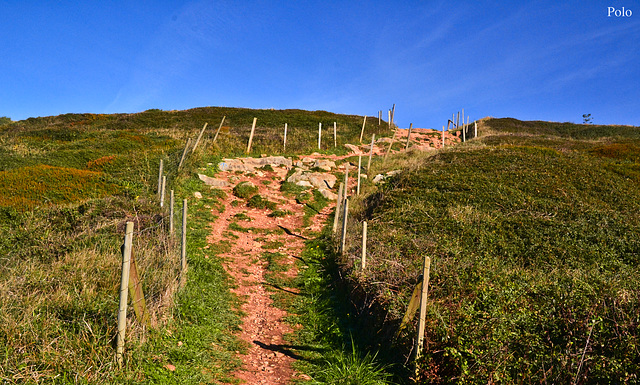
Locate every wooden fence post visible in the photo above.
<box><xmin>116</xmin><ymin>221</ymin><xmax>134</xmax><ymax>367</ymax></box>
<box><xmin>359</xmin><ymin>116</ymin><xmax>367</xmax><ymax>143</ymax></box>
<box><xmin>157</xmin><ymin>159</ymin><xmax>163</xmax><ymax>198</ymax></box>
<box><xmin>246</xmin><ymin>117</ymin><xmax>257</xmax><ymax>153</ymax></box>
<box><xmin>160</xmin><ymin>176</ymin><xmax>166</xmax><ymax>208</ymax></box>
<box><xmin>405</xmin><ymin>123</ymin><xmax>413</xmax><ymax>150</ymax></box>
<box><xmin>212</xmin><ymin>116</ymin><xmax>226</xmax><ymax>143</ymax></box>
<box><xmin>388</xmin><ymin>110</ymin><xmax>391</xmax><ymax>130</ymax></box>
<box><xmin>378</xmin><ymin>110</ymin><xmax>381</xmax><ymax>126</ymax></box>
<box><xmin>343</xmin><ymin>162</ymin><xmax>349</xmax><ymax>202</ymax></box>
<box><xmin>367</xmin><ymin>134</ymin><xmax>375</xmax><ymax>174</ymax></box>
<box><xmin>340</xmin><ymin>198</ymin><xmax>349</xmax><ymax>255</ymax></box>
<box><xmin>357</xmin><ymin>155</ymin><xmax>362</xmax><ymax>195</ymax></box>
<box><xmin>442</xmin><ymin>125</ymin><xmax>445</xmax><ymax>148</ymax></box>
<box><xmin>415</xmin><ymin>255</ymin><xmax>431</xmax><ymax>371</ymax></box>
<box><xmin>475</xmin><ymin>121</ymin><xmax>478</xmax><ymax>138</ymax></box>
<box><xmin>181</xmin><ymin>199</ymin><xmax>187</xmax><ymax>272</ymax></box>
<box><xmin>169</xmin><ymin>190</ymin><xmax>175</xmax><ymax>234</ymax></box>
<box><xmin>361</xmin><ymin>221</ymin><xmax>367</xmax><ymax>270</ymax></box>
<box><xmin>391</xmin><ymin>103</ymin><xmax>396</xmax><ymax>126</ymax></box>
<box><xmin>178</xmin><ymin>138</ymin><xmax>192</xmax><ymax>170</ymax></box>
<box><xmin>333</xmin><ymin>122</ymin><xmax>337</xmax><ymax>148</ymax></box>
<box><xmin>283</xmin><ymin>123</ymin><xmax>288</xmax><ymax>151</ymax></box>
<box><xmin>384</xmin><ymin>128</ymin><xmax>397</xmax><ymax>161</ymax></box>
<box><xmin>332</xmin><ymin>183</ymin><xmax>344</xmax><ymax>234</ymax></box>
<box><xmin>192</xmin><ymin>122</ymin><xmax>208</xmax><ymax>153</ymax></box>
<box><xmin>318</xmin><ymin>122</ymin><xmax>322</xmax><ymax>150</ymax></box>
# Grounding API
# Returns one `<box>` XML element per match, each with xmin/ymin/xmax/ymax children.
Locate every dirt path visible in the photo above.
<box><xmin>204</xmin><ymin>127</ymin><xmax>461</xmax><ymax>384</ymax></box>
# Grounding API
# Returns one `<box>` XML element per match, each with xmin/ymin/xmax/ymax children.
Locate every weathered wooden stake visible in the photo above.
<box><xmin>318</xmin><ymin>122</ymin><xmax>322</xmax><ymax>150</ymax></box>
<box><xmin>343</xmin><ymin>163</ymin><xmax>349</xmax><ymax>203</ymax></box>
<box><xmin>384</xmin><ymin>128</ymin><xmax>397</xmax><ymax>161</ymax></box>
<box><xmin>333</xmin><ymin>121</ymin><xmax>337</xmax><ymax>148</ymax></box>
<box><xmin>246</xmin><ymin>117</ymin><xmax>257</xmax><ymax>153</ymax></box>
<box><xmin>415</xmin><ymin>255</ymin><xmax>431</xmax><ymax>370</ymax></box>
<box><xmin>356</xmin><ymin>155</ymin><xmax>362</xmax><ymax>195</ymax></box>
<box><xmin>378</xmin><ymin>110</ymin><xmax>381</xmax><ymax>125</ymax></box>
<box><xmin>388</xmin><ymin>110</ymin><xmax>391</xmax><ymax>129</ymax></box>
<box><xmin>367</xmin><ymin>134</ymin><xmax>375</xmax><ymax>174</ymax></box>
<box><xmin>212</xmin><ymin>116</ymin><xmax>226</xmax><ymax>143</ymax></box>
<box><xmin>178</xmin><ymin>138</ymin><xmax>192</xmax><ymax>170</ymax></box>
<box><xmin>462</xmin><ymin>118</ymin><xmax>466</xmax><ymax>142</ymax></box>
<box><xmin>442</xmin><ymin>125</ymin><xmax>445</xmax><ymax>148</ymax></box>
<box><xmin>405</xmin><ymin>123</ymin><xmax>413</xmax><ymax>150</ymax></box>
<box><xmin>169</xmin><ymin>190</ymin><xmax>174</xmax><ymax>234</ymax></box>
<box><xmin>391</xmin><ymin>104</ymin><xmax>396</xmax><ymax>128</ymax></box>
<box><xmin>467</xmin><ymin>116</ymin><xmax>470</xmax><ymax>138</ymax></box>
<box><xmin>340</xmin><ymin>198</ymin><xmax>349</xmax><ymax>255</ymax></box>
<box><xmin>475</xmin><ymin>121</ymin><xmax>478</xmax><ymax>138</ymax></box>
<box><xmin>361</xmin><ymin>221</ymin><xmax>367</xmax><ymax>270</ymax></box>
<box><xmin>181</xmin><ymin>199</ymin><xmax>187</xmax><ymax>271</ymax></box>
<box><xmin>192</xmin><ymin>122</ymin><xmax>208</xmax><ymax>153</ymax></box>
<box><xmin>157</xmin><ymin>159</ymin><xmax>163</xmax><ymax>198</ymax></box>
<box><xmin>283</xmin><ymin>123</ymin><xmax>288</xmax><ymax>151</ymax></box>
<box><xmin>332</xmin><ymin>183</ymin><xmax>344</xmax><ymax>234</ymax></box>
<box><xmin>116</xmin><ymin>221</ymin><xmax>134</xmax><ymax>367</ymax></box>
<box><xmin>359</xmin><ymin>116</ymin><xmax>367</xmax><ymax>143</ymax></box>
<box><xmin>160</xmin><ymin>175</ymin><xmax>166</xmax><ymax>208</ymax></box>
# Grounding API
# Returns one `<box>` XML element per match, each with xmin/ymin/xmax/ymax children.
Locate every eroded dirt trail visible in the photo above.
<box><xmin>204</xmin><ymin>128</ymin><xmax>461</xmax><ymax>384</ymax></box>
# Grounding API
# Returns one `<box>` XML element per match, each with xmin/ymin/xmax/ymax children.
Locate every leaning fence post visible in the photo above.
<box><xmin>169</xmin><ymin>190</ymin><xmax>175</xmax><ymax>234</ymax></box>
<box><xmin>340</xmin><ymin>198</ymin><xmax>349</xmax><ymax>255</ymax></box>
<box><xmin>181</xmin><ymin>199</ymin><xmax>187</xmax><ymax>272</ymax></box>
<box><xmin>178</xmin><ymin>138</ymin><xmax>192</xmax><ymax>170</ymax></box>
<box><xmin>332</xmin><ymin>183</ymin><xmax>343</xmax><ymax>234</ymax></box>
<box><xmin>367</xmin><ymin>134</ymin><xmax>375</xmax><ymax>174</ymax></box>
<box><xmin>157</xmin><ymin>159</ymin><xmax>163</xmax><ymax>198</ymax></box>
<box><xmin>246</xmin><ymin>117</ymin><xmax>257</xmax><ymax>153</ymax></box>
<box><xmin>359</xmin><ymin>116</ymin><xmax>367</xmax><ymax>143</ymax></box>
<box><xmin>361</xmin><ymin>221</ymin><xmax>367</xmax><ymax>270</ymax></box>
<box><xmin>384</xmin><ymin>128</ymin><xmax>397</xmax><ymax>162</ymax></box>
<box><xmin>415</xmin><ymin>255</ymin><xmax>432</xmax><ymax>372</ymax></box>
<box><xmin>318</xmin><ymin>122</ymin><xmax>322</xmax><ymax>150</ymax></box>
<box><xmin>405</xmin><ymin>123</ymin><xmax>413</xmax><ymax>150</ymax></box>
<box><xmin>116</xmin><ymin>221</ymin><xmax>134</xmax><ymax>367</ymax></box>
<box><xmin>212</xmin><ymin>116</ymin><xmax>226</xmax><ymax>143</ymax></box>
<box><xmin>333</xmin><ymin>122</ymin><xmax>337</xmax><ymax>148</ymax></box>
<box><xmin>192</xmin><ymin>122</ymin><xmax>208</xmax><ymax>153</ymax></box>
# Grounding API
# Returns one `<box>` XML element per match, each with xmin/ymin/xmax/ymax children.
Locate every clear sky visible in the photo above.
<box><xmin>1</xmin><ymin>1</ymin><xmax>639</xmax><ymax>128</ymax></box>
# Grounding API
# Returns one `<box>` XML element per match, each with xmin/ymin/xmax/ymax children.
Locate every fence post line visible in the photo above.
<box><xmin>332</xmin><ymin>183</ymin><xmax>344</xmax><ymax>234</ymax></box>
<box><xmin>178</xmin><ymin>138</ymin><xmax>192</xmax><ymax>170</ymax></box>
<box><xmin>283</xmin><ymin>123</ymin><xmax>288</xmax><ymax>151</ymax></box>
<box><xmin>405</xmin><ymin>123</ymin><xmax>413</xmax><ymax>150</ymax></box>
<box><xmin>212</xmin><ymin>116</ymin><xmax>226</xmax><ymax>143</ymax></box>
<box><xmin>246</xmin><ymin>117</ymin><xmax>257</xmax><ymax>153</ymax></box>
<box><xmin>361</xmin><ymin>221</ymin><xmax>367</xmax><ymax>270</ymax></box>
<box><xmin>160</xmin><ymin>175</ymin><xmax>166</xmax><ymax>208</ymax></box>
<box><xmin>116</xmin><ymin>221</ymin><xmax>134</xmax><ymax>368</ymax></box>
<box><xmin>318</xmin><ymin>122</ymin><xmax>322</xmax><ymax>150</ymax></box>
<box><xmin>169</xmin><ymin>190</ymin><xmax>175</xmax><ymax>234</ymax></box>
<box><xmin>192</xmin><ymin>122</ymin><xmax>208</xmax><ymax>153</ymax></box>
<box><xmin>357</xmin><ymin>155</ymin><xmax>362</xmax><ymax>195</ymax></box>
<box><xmin>157</xmin><ymin>159</ymin><xmax>163</xmax><ymax>198</ymax></box>
<box><xmin>415</xmin><ymin>255</ymin><xmax>432</xmax><ymax>371</ymax></box>
<box><xmin>359</xmin><ymin>116</ymin><xmax>367</xmax><ymax>143</ymax></box>
<box><xmin>181</xmin><ymin>199</ymin><xmax>188</xmax><ymax>272</ymax></box>
<box><xmin>333</xmin><ymin>122</ymin><xmax>337</xmax><ymax>148</ymax></box>
<box><xmin>367</xmin><ymin>134</ymin><xmax>375</xmax><ymax>174</ymax></box>
<box><xmin>340</xmin><ymin>198</ymin><xmax>349</xmax><ymax>255</ymax></box>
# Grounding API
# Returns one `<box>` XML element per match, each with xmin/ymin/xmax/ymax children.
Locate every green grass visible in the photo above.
<box><xmin>338</xmin><ymin>118</ymin><xmax>640</xmax><ymax>383</ymax></box>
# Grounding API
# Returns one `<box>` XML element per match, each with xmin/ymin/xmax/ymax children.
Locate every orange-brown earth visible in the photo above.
<box><xmin>204</xmin><ymin>127</ymin><xmax>462</xmax><ymax>384</ymax></box>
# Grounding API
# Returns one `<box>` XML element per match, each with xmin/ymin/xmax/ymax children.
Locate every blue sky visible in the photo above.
<box><xmin>1</xmin><ymin>1</ymin><xmax>639</xmax><ymax>128</ymax></box>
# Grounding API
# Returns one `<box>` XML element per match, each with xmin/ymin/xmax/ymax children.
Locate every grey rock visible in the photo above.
<box><xmin>198</xmin><ymin>174</ymin><xmax>231</xmax><ymax>187</ymax></box>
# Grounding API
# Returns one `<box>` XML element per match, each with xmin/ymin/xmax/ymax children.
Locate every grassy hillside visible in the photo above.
<box><xmin>0</xmin><ymin>106</ymin><xmax>390</xmax><ymax>383</ymax></box>
<box><xmin>340</xmin><ymin>118</ymin><xmax>640</xmax><ymax>383</ymax></box>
